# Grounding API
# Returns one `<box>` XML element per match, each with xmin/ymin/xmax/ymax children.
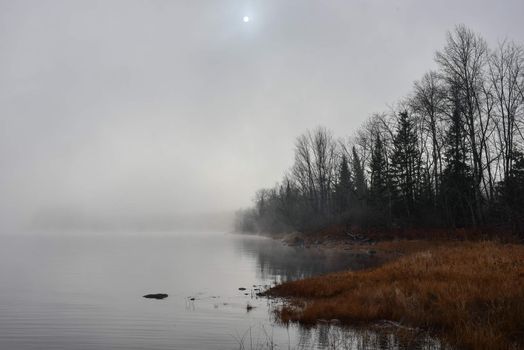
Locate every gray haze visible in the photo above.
<box><xmin>1</xmin><ymin>0</ymin><xmax>523</xmax><ymax>231</ymax></box>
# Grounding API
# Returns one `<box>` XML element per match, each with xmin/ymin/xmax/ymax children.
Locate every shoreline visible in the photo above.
<box><xmin>259</xmin><ymin>237</ymin><xmax>524</xmax><ymax>350</ymax></box>
<box><xmin>252</xmin><ymin>226</ymin><xmax>498</xmax><ymax>266</ymax></box>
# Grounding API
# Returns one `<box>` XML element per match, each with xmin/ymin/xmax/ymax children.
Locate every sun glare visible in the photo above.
<box><xmin>243</xmin><ymin>16</ymin><xmax>250</xmax><ymax>23</ymax></box>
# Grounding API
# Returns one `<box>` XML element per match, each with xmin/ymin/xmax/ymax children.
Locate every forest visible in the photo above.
<box><xmin>236</xmin><ymin>25</ymin><xmax>524</xmax><ymax>236</ymax></box>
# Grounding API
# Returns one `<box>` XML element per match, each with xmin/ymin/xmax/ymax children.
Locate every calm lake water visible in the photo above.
<box><xmin>0</xmin><ymin>231</ymin><xmax>444</xmax><ymax>350</ymax></box>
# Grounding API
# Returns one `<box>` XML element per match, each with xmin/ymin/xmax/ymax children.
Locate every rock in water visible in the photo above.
<box><xmin>143</xmin><ymin>293</ymin><xmax>168</xmax><ymax>300</ymax></box>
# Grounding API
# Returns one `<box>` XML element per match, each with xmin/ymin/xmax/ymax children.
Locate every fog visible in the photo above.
<box><xmin>1</xmin><ymin>0</ymin><xmax>523</xmax><ymax>232</ymax></box>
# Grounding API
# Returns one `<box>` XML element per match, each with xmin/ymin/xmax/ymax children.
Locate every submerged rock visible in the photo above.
<box><xmin>238</xmin><ymin>287</ymin><xmax>247</xmax><ymax>291</ymax></box>
<box><xmin>143</xmin><ymin>293</ymin><xmax>168</xmax><ymax>300</ymax></box>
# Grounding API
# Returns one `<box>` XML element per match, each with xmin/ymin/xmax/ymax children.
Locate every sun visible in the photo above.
<box><xmin>242</xmin><ymin>16</ymin><xmax>250</xmax><ymax>23</ymax></box>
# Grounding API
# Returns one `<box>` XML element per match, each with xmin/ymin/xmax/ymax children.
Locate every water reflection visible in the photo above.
<box><xmin>234</xmin><ymin>234</ymin><xmax>449</xmax><ymax>350</ymax></box>
<box><xmin>294</xmin><ymin>325</ymin><xmax>448</xmax><ymax>350</ymax></box>
<box><xmin>235</xmin><ymin>234</ymin><xmax>383</xmax><ymax>282</ymax></box>
<box><xmin>237</xmin><ymin>322</ymin><xmax>449</xmax><ymax>350</ymax></box>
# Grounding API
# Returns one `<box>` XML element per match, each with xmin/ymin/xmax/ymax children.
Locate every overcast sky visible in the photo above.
<box><xmin>1</xmin><ymin>0</ymin><xmax>523</xmax><ymax>230</ymax></box>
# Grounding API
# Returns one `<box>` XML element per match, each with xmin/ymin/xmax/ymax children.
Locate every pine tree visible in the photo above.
<box><xmin>334</xmin><ymin>154</ymin><xmax>352</xmax><ymax>216</ymax></box>
<box><xmin>497</xmin><ymin>151</ymin><xmax>524</xmax><ymax>234</ymax></box>
<box><xmin>369</xmin><ymin>135</ymin><xmax>391</xmax><ymax>226</ymax></box>
<box><xmin>390</xmin><ymin>111</ymin><xmax>421</xmax><ymax>223</ymax></box>
<box><xmin>369</xmin><ymin>135</ymin><xmax>388</xmax><ymax>205</ymax></box>
<box><xmin>441</xmin><ymin>103</ymin><xmax>475</xmax><ymax>227</ymax></box>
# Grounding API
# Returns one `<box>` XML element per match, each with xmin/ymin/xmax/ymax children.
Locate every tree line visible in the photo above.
<box><xmin>236</xmin><ymin>25</ymin><xmax>524</xmax><ymax>236</ymax></box>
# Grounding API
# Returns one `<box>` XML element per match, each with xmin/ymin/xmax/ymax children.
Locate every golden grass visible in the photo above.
<box><xmin>267</xmin><ymin>241</ymin><xmax>524</xmax><ymax>350</ymax></box>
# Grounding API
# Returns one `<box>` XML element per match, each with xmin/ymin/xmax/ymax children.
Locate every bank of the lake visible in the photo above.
<box><xmin>264</xmin><ymin>240</ymin><xmax>524</xmax><ymax>350</ymax></box>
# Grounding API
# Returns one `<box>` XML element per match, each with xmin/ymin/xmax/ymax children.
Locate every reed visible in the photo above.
<box><xmin>267</xmin><ymin>241</ymin><xmax>524</xmax><ymax>350</ymax></box>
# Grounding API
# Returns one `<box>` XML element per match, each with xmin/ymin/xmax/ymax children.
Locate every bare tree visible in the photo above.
<box><xmin>436</xmin><ymin>24</ymin><xmax>489</xmax><ymax>224</ymax></box>
<box><xmin>291</xmin><ymin>127</ymin><xmax>338</xmax><ymax>217</ymax></box>
<box><xmin>411</xmin><ymin>71</ymin><xmax>447</xmax><ymax>205</ymax></box>
<box><xmin>488</xmin><ymin>40</ymin><xmax>524</xmax><ymax>180</ymax></box>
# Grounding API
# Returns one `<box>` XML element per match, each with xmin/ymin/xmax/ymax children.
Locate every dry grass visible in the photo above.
<box><xmin>266</xmin><ymin>241</ymin><xmax>524</xmax><ymax>350</ymax></box>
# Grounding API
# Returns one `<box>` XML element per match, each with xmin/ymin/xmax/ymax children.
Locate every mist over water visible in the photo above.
<box><xmin>0</xmin><ymin>231</ymin><xmax>417</xmax><ymax>350</ymax></box>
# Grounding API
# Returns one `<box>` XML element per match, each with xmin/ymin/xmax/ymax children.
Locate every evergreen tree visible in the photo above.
<box><xmin>390</xmin><ymin>111</ymin><xmax>421</xmax><ymax>223</ymax></box>
<box><xmin>497</xmin><ymin>151</ymin><xmax>524</xmax><ymax>234</ymax></box>
<box><xmin>334</xmin><ymin>154</ymin><xmax>352</xmax><ymax>216</ymax></box>
<box><xmin>369</xmin><ymin>135</ymin><xmax>389</xmax><ymax>206</ymax></box>
<box><xmin>351</xmin><ymin>146</ymin><xmax>368</xmax><ymax>225</ymax></box>
<box><xmin>441</xmin><ymin>103</ymin><xmax>475</xmax><ymax>227</ymax></box>
<box><xmin>418</xmin><ymin>169</ymin><xmax>434</xmax><ymax>208</ymax></box>
<box><xmin>369</xmin><ymin>135</ymin><xmax>391</xmax><ymax>226</ymax></box>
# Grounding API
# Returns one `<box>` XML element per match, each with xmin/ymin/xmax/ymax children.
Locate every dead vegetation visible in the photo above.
<box><xmin>266</xmin><ymin>241</ymin><xmax>524</xmax><ymax>350</ymax></box>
